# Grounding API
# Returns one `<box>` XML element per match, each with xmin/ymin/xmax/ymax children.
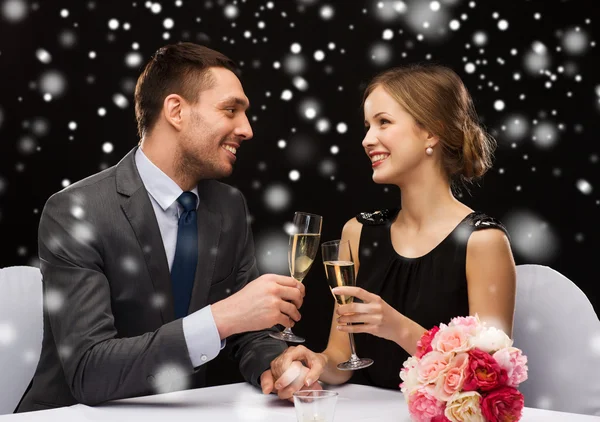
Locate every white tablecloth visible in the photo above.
<box><xmin>3</xmin><ymin>382</ymin><xmax>599</xmax><ymax>421</ymax></box>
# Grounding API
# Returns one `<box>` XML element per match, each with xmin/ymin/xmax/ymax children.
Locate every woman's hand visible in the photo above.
<box><xmin>333</xmin><ymin>286</ymin><xmax>404</xmax><ymax>343</ymax></box>
<box><xmin>262</xmin><ymin>345</ymin><xmax>326</xmax><ymax>400</ymax></box>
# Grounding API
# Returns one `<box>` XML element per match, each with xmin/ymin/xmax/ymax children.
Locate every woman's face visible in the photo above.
<box><xmin>362</xmin><ymin>86</ymin><xmax>432</xmax><ymax>185</ymax></box>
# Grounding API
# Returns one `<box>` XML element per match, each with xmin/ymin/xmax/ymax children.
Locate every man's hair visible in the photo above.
<box><xmin>134</xmin><ymin>42</ymin><xmax>237</xmax><ymax>138</ymax></box>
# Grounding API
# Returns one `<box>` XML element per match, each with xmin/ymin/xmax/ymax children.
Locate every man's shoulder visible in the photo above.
<box><xmin>47</xmin><ymin>165</ymin><xmax>117</xmax><ymax>205</ymax></box>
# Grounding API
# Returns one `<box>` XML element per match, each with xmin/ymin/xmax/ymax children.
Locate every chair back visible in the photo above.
<box><xmin>0</xmin><ymin>266</ymin><xmax>43</xmax><ymax>414</ymax></box>
<box><xmin>514</xmin><ymin>264</ymin><xmax>600</xmax><ymax>416</ymax></box>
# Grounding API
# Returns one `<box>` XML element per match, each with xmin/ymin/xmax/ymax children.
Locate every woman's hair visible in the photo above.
<box><xmin>363</xmin><ymin>64</ymin><xmax>496</xmax><ymax>185</ymax></box>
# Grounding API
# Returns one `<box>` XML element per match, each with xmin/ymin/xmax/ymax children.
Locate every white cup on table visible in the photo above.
<box><xmin>293</xmin><ymin>390</ymin><xmax>339</xmax><ymax>422</ymax></box>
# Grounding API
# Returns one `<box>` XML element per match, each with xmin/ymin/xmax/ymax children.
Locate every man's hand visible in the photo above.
<box><xmin>211</xmin><ymin>274</ymin><xmax>305</xmax><ymax>339</ymax></box>
<box><xmin>262</xmin><ymin>345</ymin><xmax>326</xmax><ymax>400</ymax></box>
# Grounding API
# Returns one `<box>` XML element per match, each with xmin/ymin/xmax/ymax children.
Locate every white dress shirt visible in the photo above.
<box><xmin>135</xmin><ymin>148</ymin><xmax>224</xmax><ymax>368</ymax></box>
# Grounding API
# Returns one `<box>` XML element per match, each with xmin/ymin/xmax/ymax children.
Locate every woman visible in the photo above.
<box><xmin>267</xmin><ymin>64</ymin><xmax>516</xmax><ymax>394</ymax></box>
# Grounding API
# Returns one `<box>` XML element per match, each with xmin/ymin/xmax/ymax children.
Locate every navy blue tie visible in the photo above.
<box><xmin>171</xmin><ymin>191</ymin><xmax>198</xmax><ymax>319</ymax></box>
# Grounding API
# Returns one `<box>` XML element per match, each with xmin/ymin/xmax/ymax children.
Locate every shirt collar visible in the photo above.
<box><xmin>135</xmin><ymin>147</ymin><xmax>199</xmax><ymax>212</ymax></box>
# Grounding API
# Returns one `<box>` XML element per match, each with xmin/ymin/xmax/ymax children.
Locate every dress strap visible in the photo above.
<box><xmin>355</xmin><ymin>208</ymin><xmax>400</xmax><ymax>226</ymax></box>
<box><xmin>465</xmin><ymin>212</ymin><xmax>510</xmax><ymax>240</ymax></box>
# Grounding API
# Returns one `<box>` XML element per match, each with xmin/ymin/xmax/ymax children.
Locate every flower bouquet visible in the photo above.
<box><xmin>400</xmin><ymin>315</ymin><xmax>528</xmax><ymax>422</ymax></box>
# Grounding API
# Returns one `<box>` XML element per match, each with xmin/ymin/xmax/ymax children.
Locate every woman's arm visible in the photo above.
<box><xmin>333</xmin><ymin>287</ymin><xmax>427</xmax><ymax>356</ymax></box>
<box><xmin>466</xmin><ymin>228</ymin><xmax>516</xmax><ymax>336</ymax></box>
<box><xmin>337</xmin><ymin>228</ymin><xmax>516</xmax><ymax>352</ymax></box>
<box><xmin>329</xmin><ymin>216</ymin><xmax>427</xmax><ymax>357</ymax></box>
<box><xmin>318</xmin><ymin>218</ymin><xmax>362</xmax><ymax>385</ymax></box>
<box><xmin>265</xmin><ymin>218</ymin><xmax>364</xmax><ymax>390</ymax></box>
<box><xmin>317</xmin><ymin>307</ymin><xmax>354</xmax><ymax>385</ymax></box>
<box><xmin>268</xmin><ymin>224</ymin><xmax>516</xmax><ymax>391</ymax></box>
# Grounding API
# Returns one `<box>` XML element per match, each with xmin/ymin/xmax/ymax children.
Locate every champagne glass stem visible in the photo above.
<box><xmin>347</xmin><ymin>330</ymin><xmax>361</xmax><ymax>363</ymax></box>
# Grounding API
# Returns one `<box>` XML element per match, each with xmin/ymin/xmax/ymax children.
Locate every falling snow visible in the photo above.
<box><xmin>576</xmin><ymin>179</ymin><xmax>593</xmax><ymax>195</ymax></box>
<box><xmin>0</xmin><ymin>322</ymin><xmax>16</xmax><ymax>346</ymax></box>
<box><xmin>39</xmin><ymin>70</ymin><xmax>67</xmax><ymax>98</ymax></box>
<box><xmin>45</xmin><ymin>288</ymin><xmax>65</xmax><ymax>314</ymax></box>
<box><xmin>0</xmin><ymin>0</ymin><xmax>597</xmax><ymax>359</ymax></box>
<box><xmin>504</xmin><ymin>211</ymin><xmax>559</xmax><ymax>262</ymax></box>
<box><xmin>263</xmin><ymin>184</ymin><xmax>291</xmax><ymax>212</ymax></box>
<box><xmin>150</xmin><ymin>363</ymin><xmax>191</xmax><ymax>395</ymax></box>
<box><xmin>1</xmin><ymin>0</ymin><xmax>28</xmax><ymax>22</ymax></box>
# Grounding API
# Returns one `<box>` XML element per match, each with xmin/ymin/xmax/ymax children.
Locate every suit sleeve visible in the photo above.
<box><xmin>38</xmin><ymin>191</ymin><xmax>194</xmax><ymax>406</ymax></box>
<box><xmin>223</xmin><ymin>191</ymin><xmax>287</xmax><ymax>387</ymax></box>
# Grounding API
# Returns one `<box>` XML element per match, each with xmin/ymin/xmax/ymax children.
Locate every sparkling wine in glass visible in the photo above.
<box><xmin>321</xmin><ymin>239</ymin><xmax>373</xmax><ymax>370</ymax></box>
<box><xmin>269</xmin><ymin>212</ymin><xmax>322</xmax><ymax>343</ymax></box>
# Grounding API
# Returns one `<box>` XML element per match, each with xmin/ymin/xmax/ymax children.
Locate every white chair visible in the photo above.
<box><xmin>0</xmin><ymin>266</ymin><xmax>43</xmax><ymax>414</ymax></box>
<box><xmin>514</xmin><ymin>264</ymin><xmax>600</xmax><ymax>416</ymax></box>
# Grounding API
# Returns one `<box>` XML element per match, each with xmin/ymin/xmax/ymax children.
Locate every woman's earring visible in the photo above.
<box><xmin>425</xmin><ymin>146</ymin><xmax>434</xmax><ymax>156</ymax></box>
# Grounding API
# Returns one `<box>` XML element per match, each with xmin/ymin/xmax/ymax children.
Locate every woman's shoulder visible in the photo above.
<box><xmin>355</xmin><ymin>208</ymin><xmax>400</xmax><ymax>226</ymax></box>
<box><xmin>464</xmin><ymin>212</ymin><xmax>510</xmax><ymax>239</ymax></box>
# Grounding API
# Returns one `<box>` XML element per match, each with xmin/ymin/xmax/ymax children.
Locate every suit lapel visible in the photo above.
<box><xmin>116</xmin><ymin>148</ymin><xmax>175</xmax><ymax>323</ymax></box>
<box><xmin>188</xmin><ymin>183</ymin><xmax>221</xmax><ymax>313</ymax></box>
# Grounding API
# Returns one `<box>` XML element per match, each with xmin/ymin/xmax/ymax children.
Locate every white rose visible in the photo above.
<box><xmin>469</xmin><ymin>326</ymin><xmax>513</xmax><ymax>353</ymax></box>
<box><xmin>445</xmin><ymin>391</ymin><xmax>485</xmax><ymax>422</ymax></box>
<box><xmin>400</xmin><ymin>356</ymin><xmax>420</xmax><ymax>396</ymax></box>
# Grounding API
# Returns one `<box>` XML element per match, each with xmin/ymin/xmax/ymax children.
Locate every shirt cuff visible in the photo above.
<box><xmin>182</xmin><ymin>305</ymin><xmax>223</xmax><ymax>368</ymax></box>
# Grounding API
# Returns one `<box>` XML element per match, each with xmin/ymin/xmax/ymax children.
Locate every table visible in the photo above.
<box><xmin>3</xmin><ymin>383</ymin><xmax>599</xmax><ymax>421</ymax></box>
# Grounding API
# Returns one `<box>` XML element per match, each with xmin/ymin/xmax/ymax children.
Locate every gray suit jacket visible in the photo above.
<box><xmin>17</xmin><ymin>148</ymin><xmax>286</xmax><ymax>412</ymax></box>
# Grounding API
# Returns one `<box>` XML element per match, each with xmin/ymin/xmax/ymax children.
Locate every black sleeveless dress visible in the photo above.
<box><xmin>349</xmin><ymin>208</ymin><xmax>509</xmax><ymax>390</ymax></box>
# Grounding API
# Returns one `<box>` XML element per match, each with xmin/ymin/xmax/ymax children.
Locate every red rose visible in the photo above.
<box><xmin>415</xmin><ymin>326</ymin><xmax>440</xmax><ymax>359</ymax></box>
<box><xmin>463</xmin><ymin>349</ymin><xmax>508</xmax><ymax>392</ymax></box>
<box><xmin>431</xmin><ymin>415</ymin><xmax>452</xmax><ymax>422</ymax></box>
<box><xmin>481</xmin><ymin>387</ymin><xmax>524</xmax><ymax>422</ymax></box>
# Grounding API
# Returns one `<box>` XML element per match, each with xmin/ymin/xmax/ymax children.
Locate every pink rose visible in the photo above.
<box><xmin>416</xmin><ymin>326</ymin><xmax>440</xmax><ymax>359</ymax></box>
<box><xmin>407</xmin><ymin>388</ymin><xmax>445</xmax><ymax>422</ymax></box>
<box><xmin>449</xmin><ymin>316</ymin><xmax>481</xmax><ymax>335</ymax></box>
<box><xmin>481</xmin><ymin>387</ymin><xmax>524</xmax><ymax>422</ymax></box>
<box><xmin>463</xmin><ymin>349</ymin><xmax>508</xmax><ymax>392</ymax></box>
<box><xmin>417</xmin><ymin>351</ymin><xmax>452</xmax><ymax>385</ymax></box>
<box><xmin>432</xmin><ymin>325</ymin><xmax>471</xmax><ymax>353</ymax></box>
<box><xmin>433</xmin><ymin>353</ymin><xmax>470</xmax><ymax>401</ymax></box>
<box><xmin>493</xmin><ymin>347</ymin><xmax>528</xmax><ymax>388</ymax></box>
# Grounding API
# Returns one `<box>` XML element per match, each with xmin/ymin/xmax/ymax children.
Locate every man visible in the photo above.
<box><xmin>17</xmin><ymin>43</ymin><xmax>322</xmax><ymax>412</ymax></box>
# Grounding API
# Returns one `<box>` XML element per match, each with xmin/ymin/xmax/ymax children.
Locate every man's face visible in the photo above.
<box><xmin>178</xmin><ymin>67</ymin><xmax>253</xmax><ymax>180</ymax></box>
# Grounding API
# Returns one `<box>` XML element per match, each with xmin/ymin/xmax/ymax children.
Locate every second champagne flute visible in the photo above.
<box><xmin>321</xmin><ymin>239</ymin><xmax>373</xmax><ymax>370</ymax></box>
<box><xmin>269</xmin><ymin>212</ymin><xmax>322</xmax><ymax>343</ymax></box>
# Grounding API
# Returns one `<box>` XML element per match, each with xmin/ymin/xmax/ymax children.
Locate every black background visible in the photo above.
<box><xmin>0</xmin><ymin>0</ymin><xmax>598</xmax><ymax>385</ymax></box>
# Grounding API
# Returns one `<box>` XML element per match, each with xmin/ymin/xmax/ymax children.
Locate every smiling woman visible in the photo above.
<box><xmin>361</xmin><ymin>65</ymin><xmax>495</xmax><ymax>189</ymax></box>
<box><xmin>301</xmin><ymin>64</ymin><xmax>518</xmax><ymax>391</ymax></box>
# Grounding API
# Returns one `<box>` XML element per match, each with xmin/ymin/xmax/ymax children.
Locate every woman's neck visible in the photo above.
<box><xmin>396</xmin><ymin>178</ymin><xmax>462</xmax><ymax>230</ymax></box>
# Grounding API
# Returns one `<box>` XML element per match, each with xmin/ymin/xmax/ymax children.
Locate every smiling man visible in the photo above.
<box><xmin>16</xmin><ymin>43</ymin><xmax>314</xmax><ymax>412</ymax></box>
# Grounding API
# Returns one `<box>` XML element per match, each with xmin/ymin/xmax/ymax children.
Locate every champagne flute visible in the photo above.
<box><xmin>321</xmin><ymin>239</ymin><xmax>373</xmax><ymax>370</ymax></box>
<box><xmin>269</xmin><ymin>212</ymin><xmax>322</xmax><ymax>343</ymax></box>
